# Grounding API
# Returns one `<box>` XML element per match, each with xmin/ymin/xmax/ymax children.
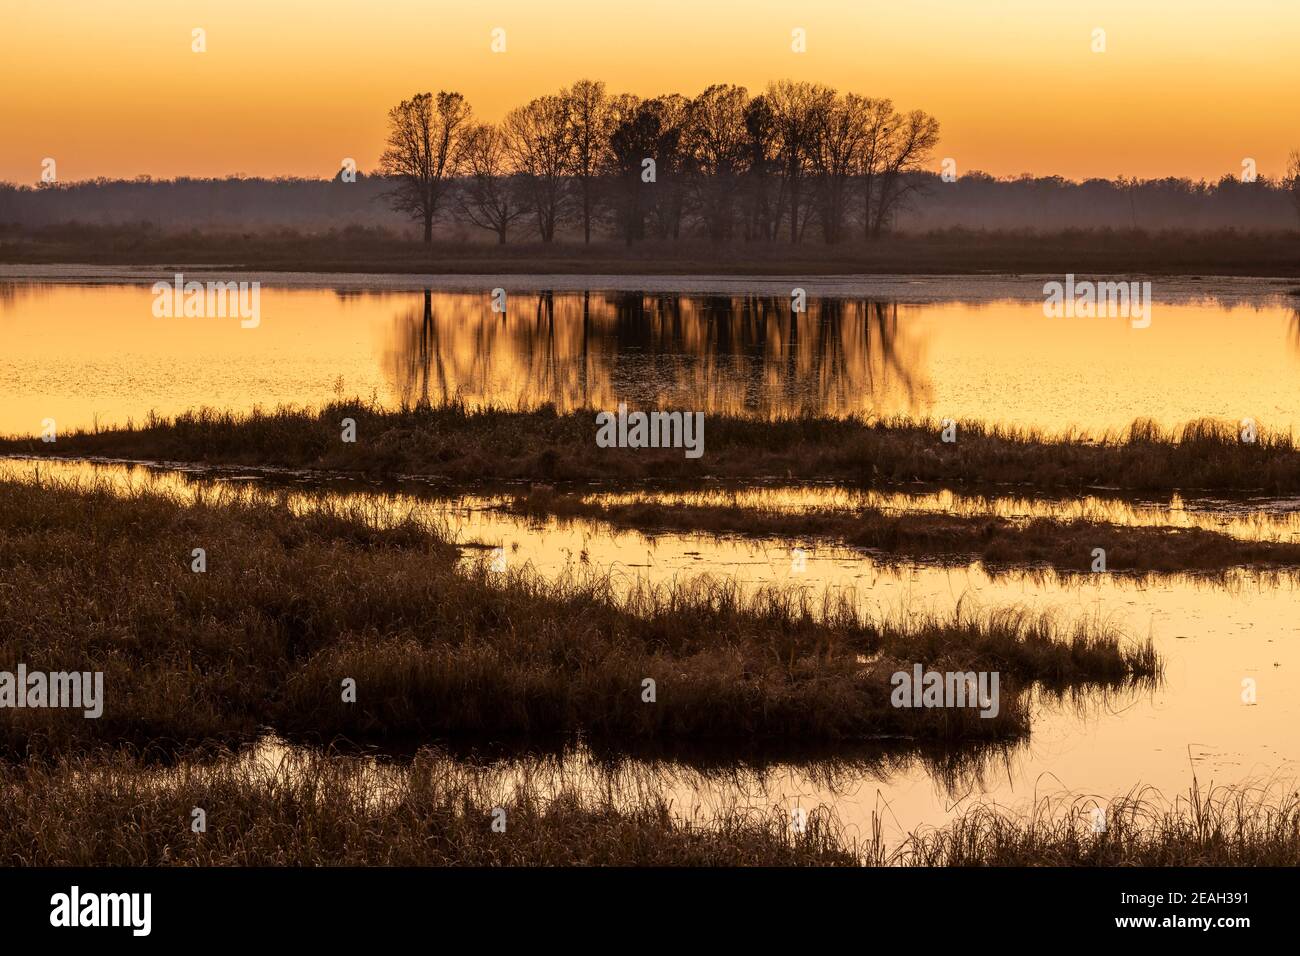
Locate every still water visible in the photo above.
<box><xmin>3</xmin><ymin>279</ymin><xmax>1299</xmax><ymax>436</ymax></box>
<box><xmin>4</xmin><ymin>457</ymin><xmax>1296</xmax><ymax>841</ymax></box>
<box><xmin>3</xmin><ymin>274</ymin><xmax>1296</xmax><ymax>843</ymax></box>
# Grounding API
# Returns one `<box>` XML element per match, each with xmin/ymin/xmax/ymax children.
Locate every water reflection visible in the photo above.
<box><xmin>7</xmin><ymin>282</ymin><xmax>1300</xmax><ymax>436</ymax></box>
<box><xmin>575</xmin><ymin>485</ymin><xmax>1300</xmax><ymax>545</ymax></box>
<box><xmin>3</xmin><ymin>458</ymin><xmax>1296</xmax><ymax>837</ymax></box>
<box><xmin>384</xmin><ymin>290</ymin><xmax>930</xmax><ymax>418</ymax></box>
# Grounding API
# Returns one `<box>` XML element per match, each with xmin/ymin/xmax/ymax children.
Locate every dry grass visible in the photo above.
<box><xmin>0</xmin><ymin>474</ymin><xmax>1156</xmax><ymax>754</ymax></box>
<box><xmin>509</xmin><ymin>488</ymin><xmax>1300</xmax><ymax>576</ymax></box>
<box><xmin>897</xmin><ymin>779</ymin><xmax>1300</xmax><ymax>866</ymax></box>
<box><xmin>5</xmin><ymin>401</ymin><xmax>1298</xmax><ymax>493</ymax></box>
<box><xmin>0</xmin><ymin>747</ymin><xmax>857</xmax><ymax>866</ymax></box>
<box><xmin>1</xmin><ymin>747</ymin><xmax>1293</xmax><ymax>866</ymax></box>
<box><xmin>5</xmin><ymin>225</ymin><xmax>1300</xmax><ymax>276</ymax></box>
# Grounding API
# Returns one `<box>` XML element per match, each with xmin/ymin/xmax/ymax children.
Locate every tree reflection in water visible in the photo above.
<box><xmin>385</xmin><ymin>289</ymin><xmax>931</xmax><ymax>418</ymax></box>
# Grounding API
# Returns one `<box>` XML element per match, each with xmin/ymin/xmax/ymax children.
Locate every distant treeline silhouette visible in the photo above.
<box><xmin>376</xmin><ymin>81</ymin><xmax>940</xmax><ymax>244</ymax></box>
<box><xmin>7</xmin><ymin>170</ymin><xmax>1297</xmax><ymax>237</ymax></box>
<box><xmin>3</xmin><ymin>78</ymin><xmax>1297</xmax><ymax>239</ymax></box>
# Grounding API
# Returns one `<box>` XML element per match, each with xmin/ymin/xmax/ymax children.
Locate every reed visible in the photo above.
<box><xmin>4</xmin><ymin>401</ymin><xmax>1296</xmax><ymax>493</ymax></box>
<box><xmin>0</xmin><ymin>474</ymin><xmax>1156</xmax><ymax>753</ymax></box>
<box><xmin>1</xmin><ymin>747</ymin><xmax>1292</xmax><ymax>866</ymax></box>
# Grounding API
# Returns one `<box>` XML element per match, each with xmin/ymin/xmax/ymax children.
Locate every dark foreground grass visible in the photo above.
<box><xmin>1</xmin><ymin>748</ymin><xmax>1294</xmax><ymax>866</ymax></box>
<box><xmin>5</xmin><ymin>401</ymin><xmax>1298</xmax><ymax>493</ymax></box>
<box><xmin>0</xmin><ymin>475</ymin><xmax>1156</xmax><ymax>754</ymax></box>
<box><xmin>897</xmin><ymin>780</ymin><xmax>1300</xmax><ymax>866</ymax></box>
<box><xmin>0</xmin><ymin>748</ymin><xmax>856</xmax><ymax>866</ymax></box>
<box><xmin>509</xmin><ymin>488</ymin><xmax>1300</xmax><ymax>576</ymax></box>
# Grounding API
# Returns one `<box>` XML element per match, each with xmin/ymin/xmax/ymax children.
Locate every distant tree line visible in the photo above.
<box><xmin>4</xmin><ymin>143</ymin><xmax>1300</xmax><ymax>237</ymax></box>
<box><xmin>378</xmin><ymin>80</ymin><xmax>941</xmax><ymax>244</ymax></box>
<box><xmin>906</xmin><ymin>168</ymin><xmax>1300</xmax><ymax>232</ymax></box>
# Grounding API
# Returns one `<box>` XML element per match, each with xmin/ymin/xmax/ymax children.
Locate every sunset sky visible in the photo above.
<box><xmin>3</xmin><ymin>0</ymin><xmax>1297</xmax><ymax>184</ymax></box>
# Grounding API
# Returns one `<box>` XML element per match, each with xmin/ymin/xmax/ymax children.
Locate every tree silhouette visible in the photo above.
<box><xmin>379</xmin><ymin>92</ymin><xmax>472</xmax><ymax>242</ymax></box>
<box><xmin>374</xmin><ymin>80</ymin><xmax>943</xmax><ymax>244</ymax></box>
<box><xmin>562</xmin><ymin>79</ymin><xmax>613</xmax><ymax>245</ymax></box>
<box><xmin>503</xmin><ymin>95</ymin><xmax>572</xmax><ymax>243</ymax></box>
<box><xmin>455</xmin><ymin>123</ymin><xmax>529</xmax><ymax>244</ymax></box>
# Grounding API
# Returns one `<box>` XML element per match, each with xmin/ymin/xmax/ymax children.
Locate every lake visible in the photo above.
<box><xmin>2</xmin><ymin>272</ymin><xmax>1298</xmax><ymax>437</ymax></box>
<box><xmin>2</xmin><ymin>272</ymin><xmax>1297</xmax><ymax>843</ymax></box>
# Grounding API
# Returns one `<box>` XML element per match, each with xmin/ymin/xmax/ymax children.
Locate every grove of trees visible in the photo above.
<box><xmin>378</xmin><ymin>79</ymin><xmax>941</xmax><ymax>245</ymax></box>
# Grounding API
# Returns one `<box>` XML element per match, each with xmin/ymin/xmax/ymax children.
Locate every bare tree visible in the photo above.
<box><xmin>766</xmin><ymin>80</ymin><xmax>834</xmax><ymax>244</ymax></box>
<box><xmin>504</xmin><ymin>95</ymin><xmax>572</xmax><ymax>242</ymax></box>
<box><xmin>562</xmin><ymin>79</ymin><xmax>612</xmax><ymax>244</ymax></box>
<box><xmin>856</xmin><ymin>98</ymin><xmax>899</xmax><ymax>239</ymax></box>
<box><xmin>607</xmin><ymin>96</ymin><xmax>688</xmax><ymax>244</ymax></box>
<box><xmin>869</xmin><ymin>108</ymin><xmax>940</xmax><ymax>238</ymax></box>
<box><xmin>646</xmin><ymin>93</ymin><xmax>690</xmax><ymax>239</ymax></box>
<box><xmin>379</xmin><ymin>91</ymin><xmax>472</xmax><ymax>242</ymax></box>
<box><xmin>607</xmin><ymin>98</ymin><xmax>652</xmax><ymax>243</ymax></box>
<box><xmin>683</xmin><ymin>84</ymin><xmax>751</xmax><ymax>241</ymax></box>
<box><xmin>741</xmin><ymin>94</ymin><xmax>779</xmax><ymax>240</ymax></box>
<box><xmin>810</xmin><ymin>92</ymin><xmax>871</xmax><ymax>243</ymax></box>
<box><xmin>1287</xmin><ymin>149</ymin><xmax>1300</xmax><ymax>224</ymax></box>
<box><xmin>455</xmin><ymin>123</ymin><xmax>529</xmax><ymax>244</ymax></box>
<box><xmin>374</xmin><ymin>80</ymin><xmax>938</xmax><ymax>245</ymax></box>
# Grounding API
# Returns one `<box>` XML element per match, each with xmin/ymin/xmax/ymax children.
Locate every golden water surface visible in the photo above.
<box><xmin>3</xmin><ymin>282</ymin><xmax>1299</xmax><ymax>436</ymax></box>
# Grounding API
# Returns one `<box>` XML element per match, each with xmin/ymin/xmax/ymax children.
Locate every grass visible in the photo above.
<box><xmin>5</xmin><ymin>400</ymin><xmax>1299</xmax><ymax>494</ymax></box>
<box><xmin>897</xmin><ymin>779</ymin><xmax>1300</xmax><ymax>866</ymax></box>
<box><xmin>5</xmin><ymin>224</ymin><xmax>1300</xmax><ymax>276</ymax></box>
<box><xmin>0</xmin><ymin>747</ymin><xmax>858</xmax><ymax>866</ymax></box>
<box><xmin>0</xmin><ymin>473</ymin><xmax>1157</xmax><ymax>754</ymax></box>
<box><xmin>508</xmin><ymin>487</ymin><xmax>1300</xmax><ymax>576</ymax></box>
<box><xmin>1</xmin><ymin>746</ymin><xmax>1294</xmax><ymax>866</ymax></box>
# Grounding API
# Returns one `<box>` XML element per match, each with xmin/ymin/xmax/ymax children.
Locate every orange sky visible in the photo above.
<box><xmin>2</xmin><ymin>0</ymin><xmax>1297</xmax><ymax>184</ymax></box>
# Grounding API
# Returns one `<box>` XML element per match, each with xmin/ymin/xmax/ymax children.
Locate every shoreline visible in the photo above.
<box><xmin>6</xmin><ymin>453</ymin><xmax>1295</xmax><ymax>577</ymax></box>
<box><xmin>2</xmin><ymin>262</ymin><xmax>1297</xmax><ymax>302</ymax></box>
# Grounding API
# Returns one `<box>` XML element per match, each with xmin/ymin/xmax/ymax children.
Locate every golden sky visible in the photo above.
<box><xmin>3</xmin><ymin>0</ymin><xmax>1297</xmax><ymax>183</ymax></box>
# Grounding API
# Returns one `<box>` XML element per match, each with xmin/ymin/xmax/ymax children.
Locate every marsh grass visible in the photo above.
<box><xmin>896</xmin><ymin>778</ymin><xmax>1300</xmax><ymax>866</ymax></box>
<box><xmin>509</xmin><ymin>488</ymin><xmax>1300</xmax><ymax>577</ymax></box>
<box><xmin>5</xmin><ymin>226</ymin><xmax>1300</xmax><ymax>276</ymax></box>
<box><xmin>0</xmin><ymin>474</ymin><xmax>1156</xmax><ymax>753</ymax></box>
<box><xmin>1</xmin><ymin>746</ymin><xmax>1293</xmax><ymax>866</ymax></box>
<box><xmin>0</xmin><ymin>746</ymin><xmax>858</xmax><ymax>866</ymax></box>
<box><xmin>4</xmin><ymin>401</ymin><xmax>1297</xmax><ymax>493</ymax></box>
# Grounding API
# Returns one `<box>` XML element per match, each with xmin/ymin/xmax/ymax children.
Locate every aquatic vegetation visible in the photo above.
<box><xmin>0</xmin><ymin>474</ymin><xmax>1156</xmax><ymax>753</ymax></box>
<box><xmin>509</xmin><ymin>487</ymin><xmax>1300</xmax><ymax>576</ymax></box>
<box><xmin>6</xmin><ymin>399</ymin><xmax>1297</xmax><ymax>493</ymax></box>
<box><xmin>2</xmin><ymin>747</ymin><xmax>1293</xmax><ymax>867</ymax></box>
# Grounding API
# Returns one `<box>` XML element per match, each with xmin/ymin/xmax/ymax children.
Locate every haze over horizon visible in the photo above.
<box><xmin>3</xmin><ymin>0</ymin><xmax>1297</xmax><ymax>185</ymax></box>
